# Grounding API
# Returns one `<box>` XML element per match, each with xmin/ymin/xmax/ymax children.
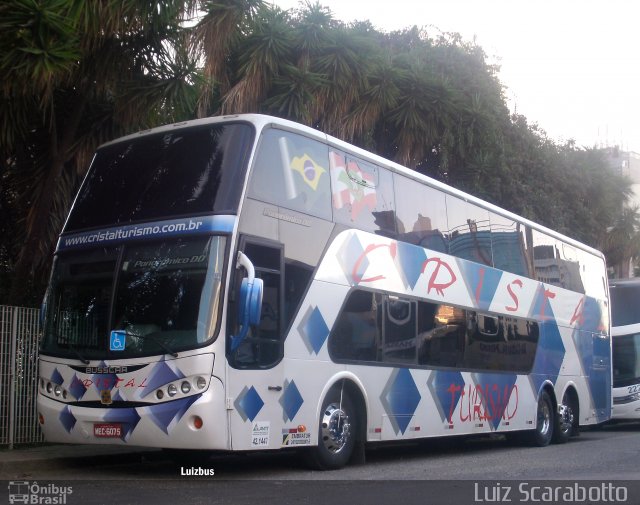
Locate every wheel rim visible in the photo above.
<box><xmin>538</xmin><ymin>398</ymin><xmax>551</xmax><ymax>436</ymax></box>
<box><xmin>320</xmin><ymin>402</ymin><xmax>351</xmax><ymax>454</ymax></box>
<box><xmin>558</xmin><ymin>399</ymin><xmax>574</xmax><ymax>436</ymax></box>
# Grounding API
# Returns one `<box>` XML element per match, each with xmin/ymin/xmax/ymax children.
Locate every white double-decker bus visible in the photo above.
<box><xmin>609</xmin><ymin>278</ymin><xmax>640</xmax><ymax>420</ymax></box>
<box><xmin>37</xmin><ymin>114</ymin><xmax>611</xmax><ymax>469</ymax></box>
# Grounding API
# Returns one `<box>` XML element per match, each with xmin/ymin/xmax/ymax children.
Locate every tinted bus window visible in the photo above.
<box><xmin>610</xmin><ymin>284</ymin><xmax>640</xmax><ymax>326</ymax></box>
<box><xmin>612</xmin><ymin>333</ymin><xmax>640</xmax><ymax>387</ymax></box>
<box><xmin>330</xmin><ymin>150</ymin><xmax>396</xmax><ymax>235</ymax></box>
<box><xmin>394</xmin><ymin>176</ymin><xmax>448</xmax><ymax>252</ymax></box>
<box><xmin>446</xmin><ymin>196</ymin><xmax>492</xmax><ymax>266</ymax></box>
<box><xmin>249</xmin><ymin>129</ymin><xmax>332</xmax><ymax>220</ymax></box>
<box><xmin>66</xmin><ymin>124</ymin><xmax>254</xmax><ymax>231</ymax></box>
<box><xmin>488</xmin><ymin>214</ymin><xmax>532</xmax><ymax>277</ymax></box>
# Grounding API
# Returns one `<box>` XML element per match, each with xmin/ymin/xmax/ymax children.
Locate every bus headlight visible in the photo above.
<box><xmin>46</xmin><ymin>382</ymin><xmax>53</xmax><ymax>394</ymax></box>
<box><xmin>54</xmin><ymin>385</ymin><xmax>62</xmax><ymax>397</ymax></box>
<box><xmin>181</xmin><ymin>381</ymin><xmax>191</xmax><ymax>394</ymax></box>
<box><xmin>167</xmin><ymin>384</ymin><xmax>178</xmax><ymax>397</ymax></box>
<box><xmin>196</xmin><ymin>376</ymin><xmax>207</xmax><ymax>390</ymax></box>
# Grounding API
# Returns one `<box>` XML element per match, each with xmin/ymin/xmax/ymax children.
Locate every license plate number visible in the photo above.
<box><xmin>94</xmin><ymin>423</ymin><xmax>122</xmax><ymax>438</ymax></box>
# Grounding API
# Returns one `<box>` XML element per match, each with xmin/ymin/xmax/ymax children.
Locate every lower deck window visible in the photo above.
<box><xmin>328</xmin><ymin>289</ymin><xmax>539</xmax><ymax>373</ymax></box>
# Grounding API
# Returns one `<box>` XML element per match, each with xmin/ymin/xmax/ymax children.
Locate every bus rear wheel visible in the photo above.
<box><xmin>307</xmin><ymin>388</ymin><xmax>356</xmax><ymax>470</ymax></box>
<box><xmin>553</xmin><ymin>390</ymin><xmax>578</xmax><ymax>444</ymax></box>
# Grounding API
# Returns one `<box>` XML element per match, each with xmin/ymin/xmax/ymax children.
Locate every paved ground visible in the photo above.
<box><xmin>0</xmin><ymin>444</ymin><xmax>159</xmax><ymax>478</ymax></box>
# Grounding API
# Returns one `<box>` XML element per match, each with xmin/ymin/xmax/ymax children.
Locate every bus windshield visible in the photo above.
<box><xmin>41</xmin><ymin>236</ymin><xmax>226</xmax><ymax>359</ymax></box>
<box><xmin>612</xmin><ymin>333</ymin><xmax>640</xmax><ymax>387</ymax></box>
<box><xmin>64</xmin><ymin>123</ymin><xmax>254</xmax><ymax>232</ymax></box>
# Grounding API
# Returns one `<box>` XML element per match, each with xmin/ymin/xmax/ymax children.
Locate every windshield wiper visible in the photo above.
<box><xmin>66</xmin><ymin>340</ymin><xmax>90</xmax><ymax>364</ymax></box>
<box><xmin>120</xmin><ymin>330</ymin><xmax>179</xmax><ymax>358</ymax></box>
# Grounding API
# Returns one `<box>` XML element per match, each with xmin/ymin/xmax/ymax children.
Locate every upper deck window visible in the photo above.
<box><xmin>249</xmin><ymin>128</ymin><xmax>332</xmax><ymax>220</ymax></box>
<box><xmin>330</xmin><ymin>150</ymin><xmax>396</xmax><ymax>235</ymax></box>
<box><xmin>65</xmin><ymin>123</ymin><xmax>254</xmax><ymax>232</ymax></box>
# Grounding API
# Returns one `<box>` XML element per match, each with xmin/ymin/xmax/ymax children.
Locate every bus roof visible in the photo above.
<box><xmin>99</xmin><ymin>113</ymin><xmax>605</xmax><ymax>261</ymax></box>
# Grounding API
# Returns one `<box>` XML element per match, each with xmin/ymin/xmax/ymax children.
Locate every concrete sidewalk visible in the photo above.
<box><xmin>0</xmin><ymin>444</ymin><xmax>160</xmax><ymax>476</ymax></box>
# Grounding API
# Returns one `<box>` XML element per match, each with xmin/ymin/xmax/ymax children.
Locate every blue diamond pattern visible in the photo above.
<box><xmin>427</xmin><ymin>370</ymin><xmax>465</xmax><ymax>424</ymax></box>
<box><xmin>234</xmin><ymin>386</ymin><xmax>264</xmax><ymax>422</ymax></box>
<box><xmin>68</xmin><ymin>374</ymin><xmax>87</xmax><ymax>400</ymax></box>
<box><xmin>458</xmin><ymin>262</ymin><xmax>503</xmax><ymax>311</ymax></box>
<box><xmin>50</xmin><ymin>368</ymin><xmax>64</xmax><ymax>385</ymax></box>
<box><xmin>380</xmin><ymin>368</ymin><xmax>421</xmax><ymax>435</ymax></box>
<box><xmin>299</xmin><ymin>306</ymin><xmax>330</xmax><ymax>355</ymax></box>
<box><xmin>472</xmin><ymin>372</ymin><xmax>518</xmax><ymax>430</ymax></box>
<box><xmin>145</xmin><ymin>396</ymin><xmax>199</xmax><ymax>435</ymax></box>
<box><xmin>338</xmin><ymin>233</ymin><xmax>366</xmax><ymax>285</ymax></box>
<box><xmin>91</xmin><ymin>373</ymin><xmax>118</xmax><ymax>393</ymax></box>
<box><xmin>530</xmin><ymin>319</ymin><xmax>565</xmax><ymax>395</ymax></box>
<box><xmin>396</xmin><ymin>241</ymin><xmax>428</xmax><ymax>290</ymax></box>
<box><xmin>572</xmin><ymin>296</ymin><xmax>611</xmax><ymax>422</ymax></box>
<box><xmin>59</xmin><ymin>406</ymin><xmax>76</xmax><ymax>433</ymax></box>
<box><xmin>279</xmin><ymin>380</ymin><xmax>304</xmax><ymax>422</ymax></box>
<box><xmin>140</xmin><ymin>361</ymin><xmax>185</xmax><ymax>398</ymax></box>
<box><xmin>104</xmin><ymin>407</ymin><xmax>142</xmax><ymax>440</ymax></box>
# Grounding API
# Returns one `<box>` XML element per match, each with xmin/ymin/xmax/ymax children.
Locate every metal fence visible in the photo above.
<box><xmin>0</xmin><ymin>305</ymin><xmax>44</xmax><ymax>448</ymax></box>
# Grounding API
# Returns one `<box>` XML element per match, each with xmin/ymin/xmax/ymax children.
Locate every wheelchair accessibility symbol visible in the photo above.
<box><xmin>110</xmin><ymin>330</ymin><xmax>126</xmax><ymax>351</ymax></box>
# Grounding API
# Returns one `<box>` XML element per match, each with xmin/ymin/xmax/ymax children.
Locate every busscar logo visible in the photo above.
<box><xmin>8</xmin><ymin>481</ymin><xmax>73</xmax><ymax>504</ymax></box>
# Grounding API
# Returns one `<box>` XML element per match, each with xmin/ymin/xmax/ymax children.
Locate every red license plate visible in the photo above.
<box><xmin>94</xmin><ymin>423</ymin><xmax>122</xmax><ymax>438</ymax></box>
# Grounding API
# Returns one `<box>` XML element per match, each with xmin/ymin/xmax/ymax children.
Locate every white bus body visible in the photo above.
<box><xmin>37</xmin><ymin>115</ymin><xmax>611</xmax><ymax>469</ymax></box>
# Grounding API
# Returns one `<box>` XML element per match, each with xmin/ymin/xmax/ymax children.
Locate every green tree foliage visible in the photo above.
<box><xmin>0</xmin><ymin>0</ymin><xmax>202</xmax><ymax>304</ymax></box>
<box><xmin>0</xmin><ymin>0</ymin><xmax>636</xmax><ymax>304</ymax></box>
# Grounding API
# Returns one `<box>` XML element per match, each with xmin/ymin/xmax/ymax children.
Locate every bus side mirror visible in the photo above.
<box><xmin>239</xmin><ymin>276</ymin><xmax>263</xmax><ymax>327</ymax></box>
<box><xmin>230</xmin><ymin>252</ymin><xmax>263</xmax><ymax>352</ymax></box>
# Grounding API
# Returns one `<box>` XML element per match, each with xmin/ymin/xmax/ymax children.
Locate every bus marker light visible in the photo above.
<box><xmin>297</xmin><ymin>425</ymin><xmax>306</xmax><ymax>433</ymax></box>
<box><xmin>193</xmin><ymin>416</ymin><xmax>203</xmax><ymax>429</ymax></box>
<box><xmin>38</xmin><ymin>413</ymin><xmax>44</xmax><ymax>425</ymax></box>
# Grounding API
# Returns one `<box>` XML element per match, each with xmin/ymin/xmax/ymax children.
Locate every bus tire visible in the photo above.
<box><xmin>527</xmin><ymin>390</ymin><xmax>554</xmax><ymax>447</ymax></box>
<box><xmin>553</xmin><ymin>390</ymin><xmax>578</xmax><ymax>444</ymax></box>
<box><xmin>307</xmin><ymin>388</ymin><xmax>356</xmax><ymax>470</ymax></box>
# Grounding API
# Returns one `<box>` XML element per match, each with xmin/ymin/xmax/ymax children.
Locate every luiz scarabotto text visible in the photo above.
<box><xmin>474</xmin><ymin>482</ymin><xmax>628</xmax><ymax>503</ymax></box>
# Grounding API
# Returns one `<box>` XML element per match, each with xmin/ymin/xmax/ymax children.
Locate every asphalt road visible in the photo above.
<box><xmin>3</xmin><ymin>422</ymin><xmax>640</xmax><ymax>505</ymax></box>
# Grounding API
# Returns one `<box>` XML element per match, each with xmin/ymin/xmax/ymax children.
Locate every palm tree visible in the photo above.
<box><xmin>220</xmin><ymin>5</ymin><xmax>294</xmax><ymax>114</ymax></box>
<box><xmin>601</xmin><ymin>206</ymin><xmax>640</xmax><ymax>278</ymax></box>
<box><xmin>192</xmin><ymin>0</ymin><xmax>265</xmax><ymax>117</ymax></box>
<box><xmin>1</xmin><ymin>0</ymin><xmax>201</xmax><ymax>304</ymax></box>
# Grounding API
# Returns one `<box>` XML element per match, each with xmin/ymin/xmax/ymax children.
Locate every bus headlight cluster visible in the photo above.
<box><xmin>154</xmin><ymin>375</ymin><xmax>208</xmax><ymax>401</ymax></box>
<box><xmin>39</xmin><ymin>378</ymin><xmax>69</xmax><ymax>400</ymax></box>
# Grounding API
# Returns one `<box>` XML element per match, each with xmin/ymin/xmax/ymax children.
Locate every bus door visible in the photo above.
<box><xmin>226</xmin><ymin>238</ymin><xmax>285</xmax><ymax>451</ymax></box>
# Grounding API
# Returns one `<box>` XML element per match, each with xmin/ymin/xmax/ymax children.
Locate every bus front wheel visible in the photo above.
<box><xmin>307</xmin><ymin>388</ymin><xmax>356</xmax><ymax>470</ymax></box>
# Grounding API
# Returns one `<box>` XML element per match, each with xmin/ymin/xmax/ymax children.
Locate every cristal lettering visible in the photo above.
<box><xmin>505</xmin><ymin>279</ymin><xmax>523</xmax><ymax>312</ymax></box>
<box><xmin>570</xmin><ymin>297</ymin><xmax>585</xmax><ymax>327</ymax></box>
<box><xmin>538</xmin><ymin>288</ymin><xmax>556</xmax><ymax>317</ymax></box>
<box><xmin>474</xmin><ymin>268</ymin><xmax>485</xmax><ymax>306</ymax></box>
<box><xmin>422</xmin><ymin>258</ymin><xmax>457</xmax><ymax>296</ymax></box>
<box><xmin>351</xmin><ymin>243</ymin><xmax>397</xmax><ymax>284</ymax></box>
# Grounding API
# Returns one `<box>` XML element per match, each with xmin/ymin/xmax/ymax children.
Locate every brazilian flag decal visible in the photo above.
<box><xmin>290</xmin><ymin>154</ymin><xmax>326</xmax><ymax>191</ymax></box>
